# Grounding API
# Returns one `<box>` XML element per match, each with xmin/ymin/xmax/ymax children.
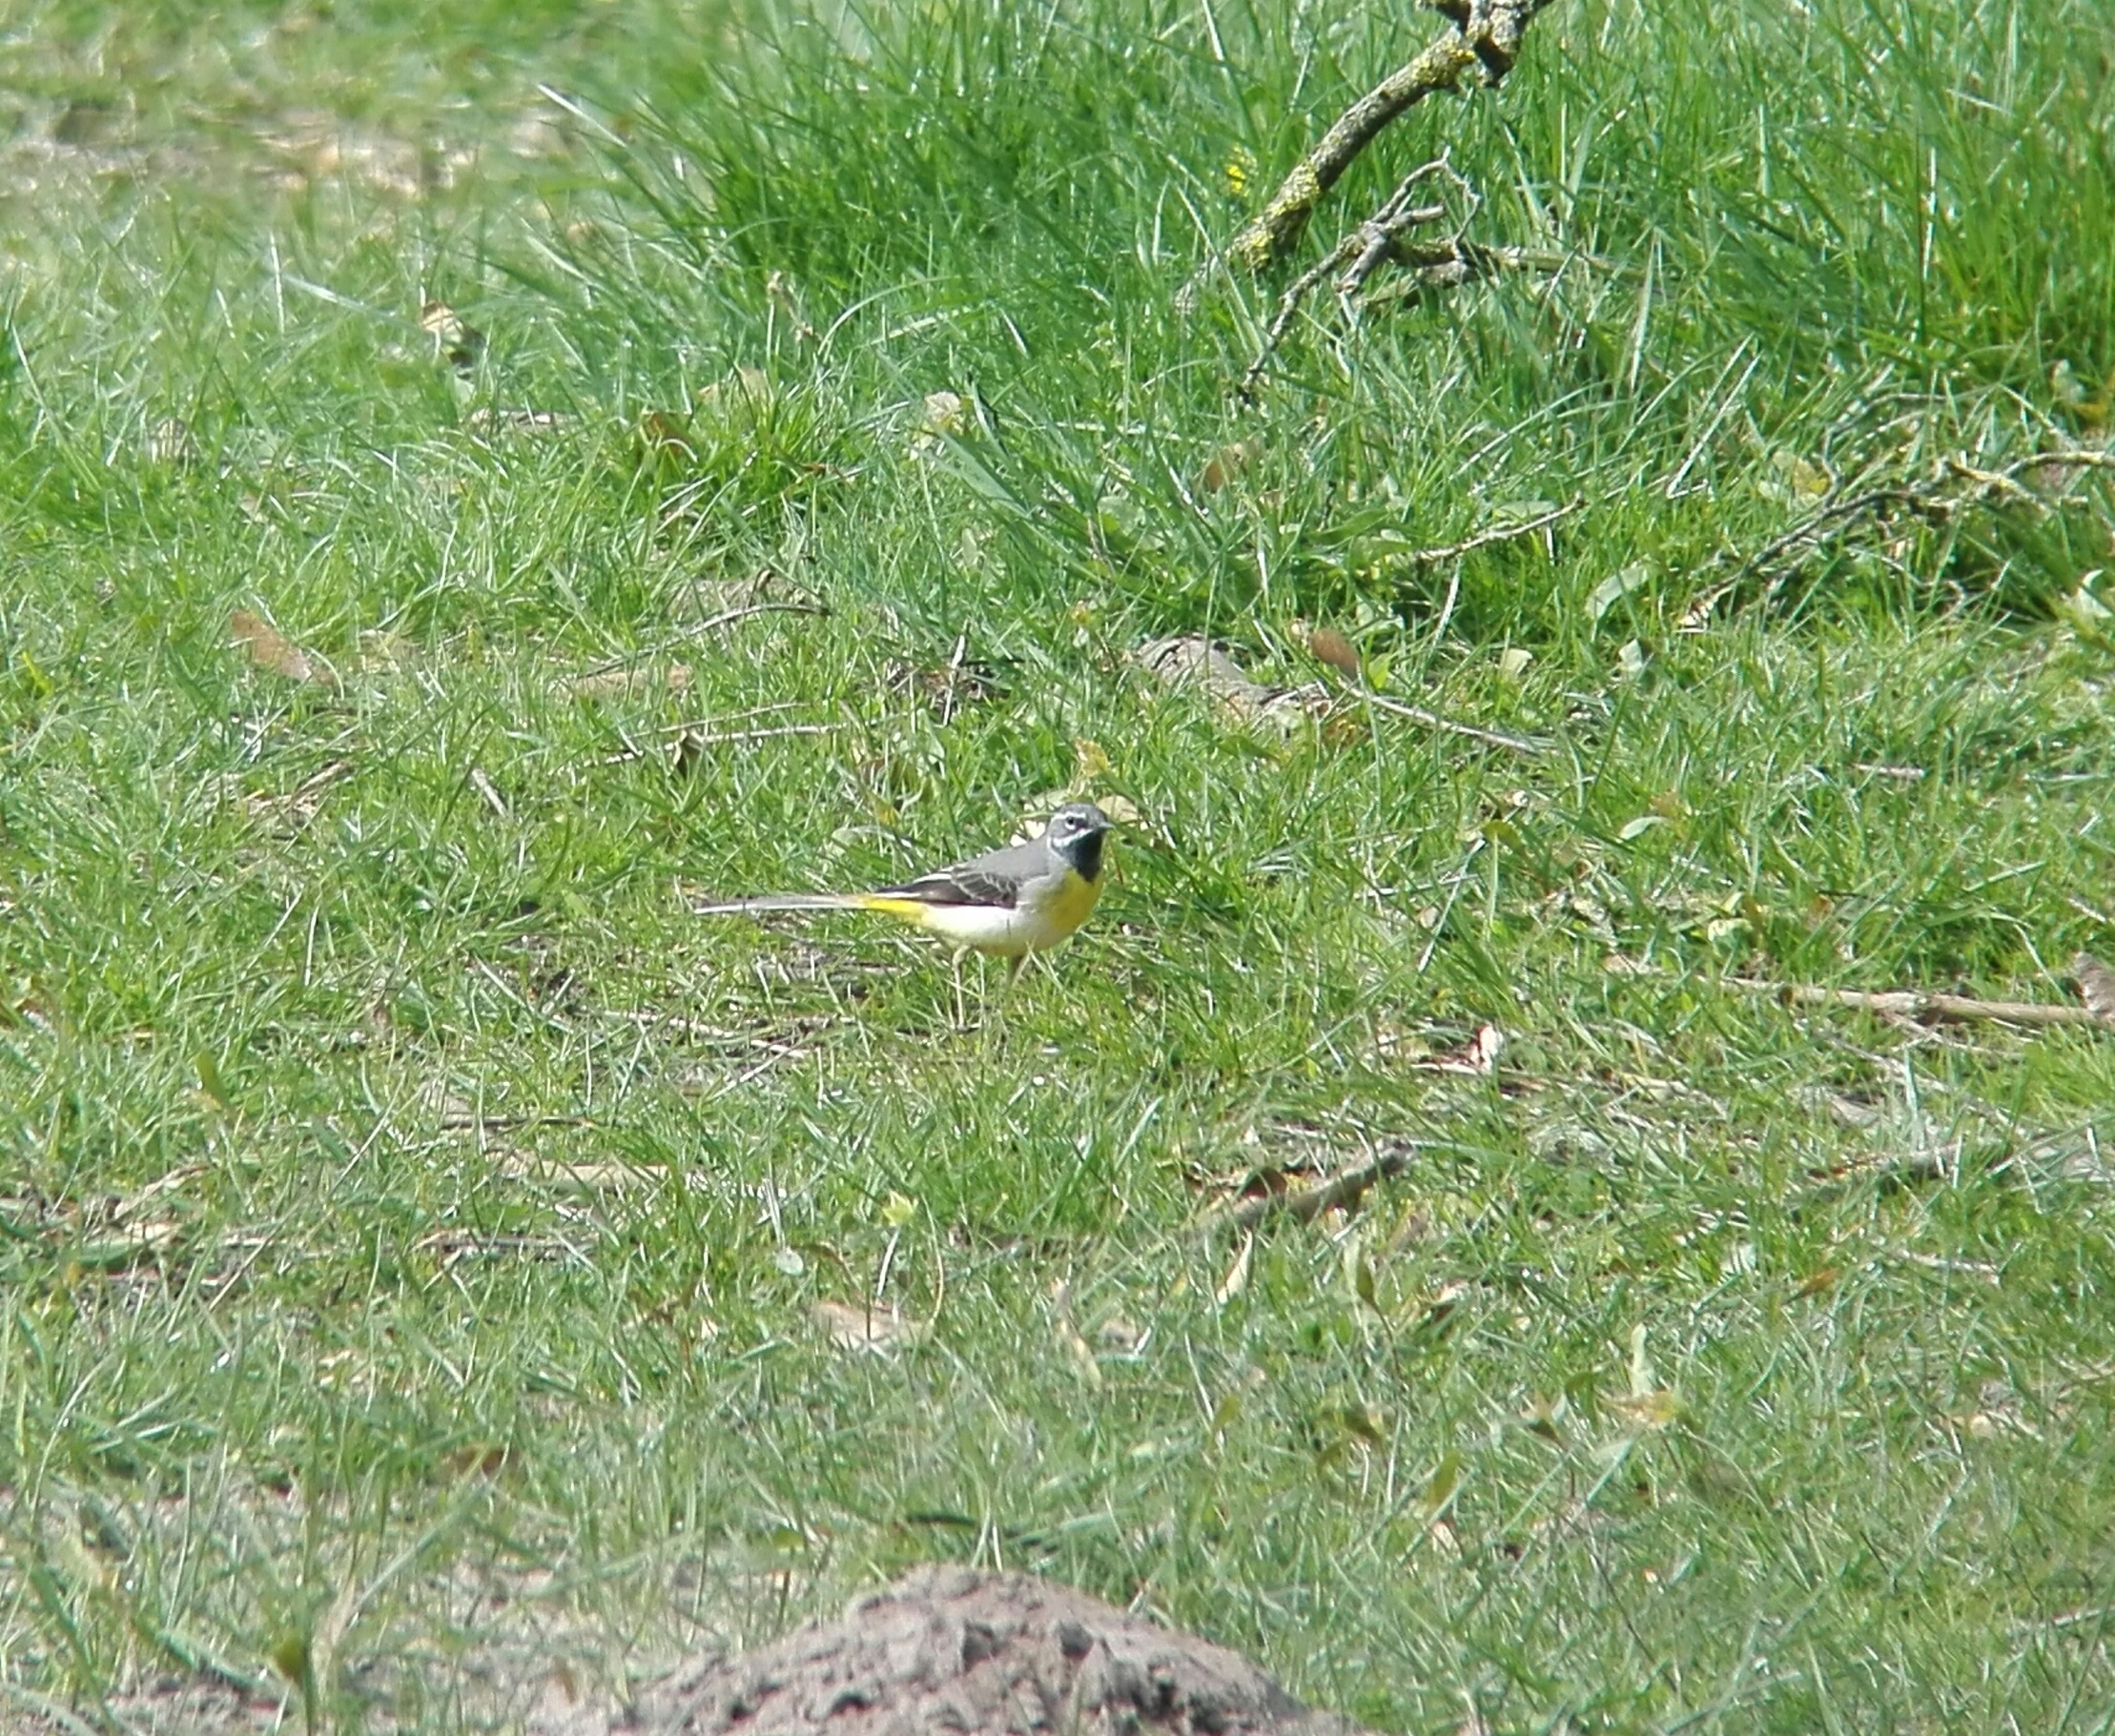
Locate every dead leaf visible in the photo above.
<box><xmin>1767</xmin><ymin>450</ymin><xmax>1832</xmax><ymax>501</ymax></box>
<box><xmin>1607</xmin><ymin>1324</ymin><xmax>1680</xmax><ymax>1430</ymax></box>
<box><xmin>1303</xmin><ymin>624</ymin><xmax>1362</xmax><ymax>682</ymax></box>
<box><xmin>2076</xmin><ymin>952</ymin><xmax>2115</xmax><ymax>1021</ymax></box>
<box><xmin>1073</xmin><ymin>738</ymin><xmax>1112</xmax><ymax>781</ymax></box>
<box><xmin>1607</xmin><ymin>1388</ymin><xmax>1681</xmax><ymax>1430</ymax></box>
<box><xmin>229</xmin><ymin>609</ymin><xmax>337</xmax><ymax>690</ymax></box>
<box><xmin>813</xmin><ymin>1298</ymin><xmax>918</xmax><ymax>1355</ymax></box>
<box><xmin>1198</xmin><ymin>439</ymin><xmax>1262</xmax><ymax>494</ymax></box>
<box><xmin>909</xmin><ymin>390</ymin><xmax>967</xmax><ymax>460</ymax></box>
<box><xmin>1518</xmin><ymin>1392</ymin><xmax>1568</xmax><ymax>1442</ymax></box>
<box><xmin>1058</xmin><ymin>1316</ymin><xmax>1102</xmax><ymax>1388</ymax></box>
<box><xmin>1419</xmin><ymin>1023</ymin><xmax>1504</xmax><ymax>1075</ymax></box>
<box><xmin>1588</xmin><ymin>562</ymin><xmax>1650</xmax><ymax>623</ymax></box>
<box><xmin>420</xmin><ymin>299</ymin><xmax>484</xmax><ymax>373</ymax></box>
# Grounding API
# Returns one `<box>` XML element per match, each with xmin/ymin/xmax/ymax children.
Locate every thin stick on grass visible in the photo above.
<box><xmin>1732</xmin><ymin>978</ymin><xmax>2115</xmax><ymax>1031</ymax></box>
<box><xmin>1201</xmin><ymin>1143</ymin><xmax>1425</xmax><ymax>1233</ymax></box>
<box><xmin>578</xmin><ymin>599</ymin><xmax>829</xmax><ymax>678</ymax></box>
<box><xmin>1392</xmin><ymin>498</ymin><xmax>1579</xmax><ymax>565</ymax></box>
<box><xmin>1359</xmin><ymin>689</ymin><xmax>1549</xmax><ymax>757</ymax></box>
<box><xmin>1703</xmin><ymin>446</ymin><xmax>2115</xmax><ymax>607</ymax></box>
<box><xmin>599</xmin><ymin>720</ymin><xmax>844</xmax><ymax>766</ymax></box>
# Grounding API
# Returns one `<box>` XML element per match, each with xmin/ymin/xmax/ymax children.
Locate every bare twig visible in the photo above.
<box><xmin>577</xmin><ymin>599</ymin><xmax>828</xmax><ymax>679</ymax></box>
<box><xmin>1359</xmin><ymin>689</ymin><xmax>1549</xmax><ymax>756</ymax></box>
<box><xmin>1353</xmin><ymin>240</ymin><xmax>1615</xmax><ymax>305</ymax></box>
<box><xmin>1201</xmin><ymin>1143</ymin><xmax>1424</xmax><ymax>1233</ymax></box>
<box><xmin>599</xmin><ymin>720</ymin><xmax>843</xmax><ymax>766</ymax></box>
<box><xmin>1238</xmin><ymin>156</ymin><xmax>1596</xmax><ymax>395</ymax></box>
<box><xmin>666</xmin><ymin>720</ymin><xmax>842</xmax><ymax>746</ymax></box>
<box><xmin>1215</xmin><ymin>0</ymin><xmax>1556</xmax><ymax>278</ymax></box>
<box><xmin>1733</xmin><ymin>977</ymin><xmax>2115</xmax><ymax>1032</ymax></box>
<box><xmin>1694</xmin><ymin>445</ymin><xmax>2115</xmax><ymax>619</ymax></box>
<box><xmin>1240</xmin><ymin>158</ymin><xmax>1468</xmax><ymax>393</ymax></box>
<box><xmin>437</xmin><ymin>1113</ymin><xmax>596</xmax><ymax>1132</ymax></box>
<box><xmin>1391</xmin><ymin>498</ymin><xmax>1579</xmax><ymax>565</ymax></box>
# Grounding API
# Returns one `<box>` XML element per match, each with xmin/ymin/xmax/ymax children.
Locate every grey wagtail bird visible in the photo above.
<box><xmin>698</xmin><ymin>802</ymin><xmax>1113</xmax><ymax>962</ymax></box>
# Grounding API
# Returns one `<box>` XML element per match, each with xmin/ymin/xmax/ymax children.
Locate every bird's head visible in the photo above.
<box><xmin>1043</xmin><ymin>802</ymin><xmax>1112</xmax><ymax>882</ymax></box>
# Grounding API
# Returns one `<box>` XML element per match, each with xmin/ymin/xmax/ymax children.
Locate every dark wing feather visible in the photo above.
<box><xmin>873</xmin><ymin>838</ymin><xmax>1043</xmax><ymax>909</ymax></box>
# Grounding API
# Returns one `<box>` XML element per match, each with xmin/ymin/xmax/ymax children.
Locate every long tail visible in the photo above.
<box><xmin>692</xmin><ymin>892</ymin><xmax>865</xmax><ymax>916</ymax></box>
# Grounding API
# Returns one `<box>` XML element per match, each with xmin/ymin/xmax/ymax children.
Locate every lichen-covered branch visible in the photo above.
<box><xmin>1222</xmin><ymin>0</ymin><xmax>1555</xmax><ymax>276</ymax></box>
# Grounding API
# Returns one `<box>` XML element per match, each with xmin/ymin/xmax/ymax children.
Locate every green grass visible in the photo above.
<box><xmin>4</xmin><ymin>0</ymin><xmax>2115</xmax><ymax>1730</ymax></box>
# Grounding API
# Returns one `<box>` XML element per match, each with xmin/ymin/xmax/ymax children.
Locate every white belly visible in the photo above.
<box><xmin>918</xmin><ymin>902</ymin><xmax>1051</xmax><ymax>957</ymax></box>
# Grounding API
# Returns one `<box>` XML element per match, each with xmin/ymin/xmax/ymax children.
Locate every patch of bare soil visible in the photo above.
<box><xmin>538</xmin><ymin>1566</ymin><xmax>1369</xmax><ymax>1736</ymax></box>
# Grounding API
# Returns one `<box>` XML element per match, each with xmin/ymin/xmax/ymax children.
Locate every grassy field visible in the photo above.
<box><xmin>4</xmin><ymin>0</ymin><xmax>2115</xmax><ymax>1729</ymax></box>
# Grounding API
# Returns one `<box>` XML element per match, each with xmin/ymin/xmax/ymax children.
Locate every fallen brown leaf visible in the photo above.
<box><xmin>1417</xmin><ymin>1023</ymin><xmax>1504</xmax><ymax>1075</ymax></box>
<box><xmin>229</xmin><ymin>609</ymin><xmax>336</xmax><ymax>689</ymax></box>
<box><xmin>1304</xmin><ymin>624</ymin><xmax>1362</xmax><ymax>682</ymax></box>
<box><xmin>442</xmin><ymin>1442</ymin><xmax>512</xmax><ymax>1479</ymax></box>
<box><xmin>638</xmin><ymin>410</ymin><xmax>696</xmax><ymax>463</ymax></box>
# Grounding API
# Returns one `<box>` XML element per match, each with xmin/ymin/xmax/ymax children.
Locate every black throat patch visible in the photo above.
<box><xmin>1064</xmin><ymin>828</ymin><xmax>1105</xmax><ymax>885</ymax></box>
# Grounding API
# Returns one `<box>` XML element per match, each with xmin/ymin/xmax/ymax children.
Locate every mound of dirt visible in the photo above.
<box><xmin>611</xmin><ymin>1566</ymin><xmax>1369</xmax><ymax>1736</ymax></box>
